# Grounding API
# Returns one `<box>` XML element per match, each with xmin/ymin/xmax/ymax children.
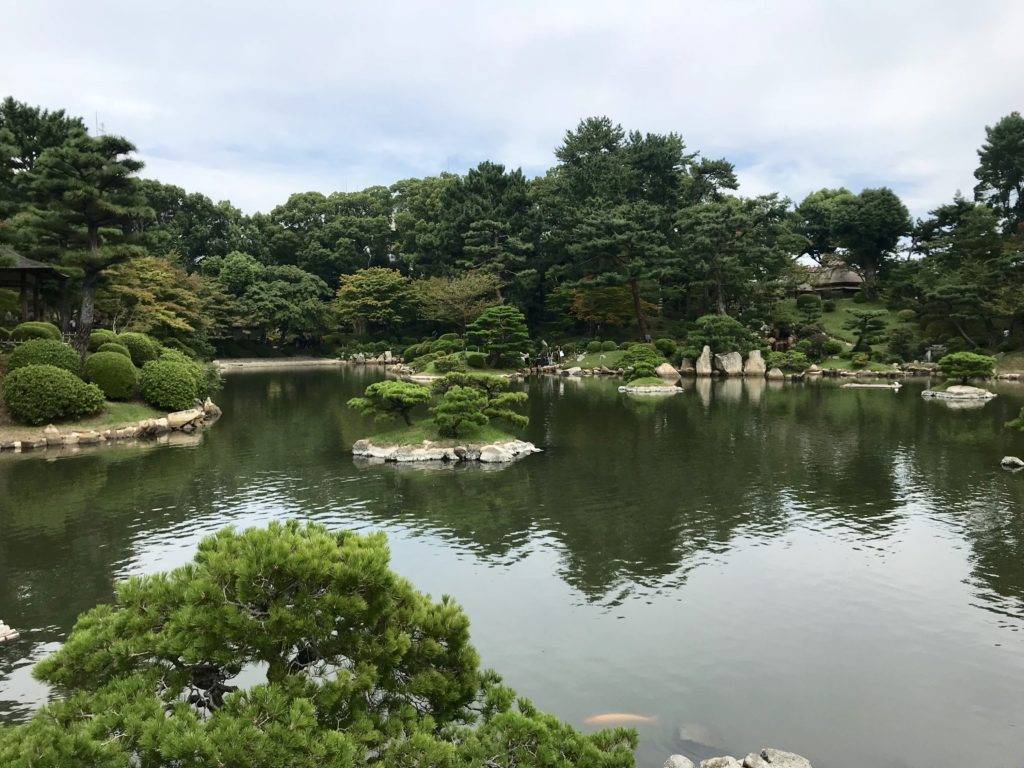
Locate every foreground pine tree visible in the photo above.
<box><xmin>0</xmin><ymin>521</ymin><xmax>636</xmax><ymax>767</ymax></box>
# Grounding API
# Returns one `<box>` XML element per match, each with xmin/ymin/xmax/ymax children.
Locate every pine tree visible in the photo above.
<box><xmin>347</xmin><ymin>380</ymin><xmax>431</xmax><ymax>425</ymax></box>
<box><xmin>466</xmin><ymin>304</ymin><xmax>531</xmax><ymax>368</ymax></box>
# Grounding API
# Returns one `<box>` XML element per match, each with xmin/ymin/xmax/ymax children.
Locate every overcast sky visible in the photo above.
<box><xmin>2</xmin><ymin>1</ymin><xmax>1021</xmax><ymax>216</ymax></box>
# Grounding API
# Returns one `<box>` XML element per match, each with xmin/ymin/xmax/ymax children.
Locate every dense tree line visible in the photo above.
<box><xmin>2</xmin><ymin>96</ymin><xmax>1022</xmax><ymax>359</ymax></box>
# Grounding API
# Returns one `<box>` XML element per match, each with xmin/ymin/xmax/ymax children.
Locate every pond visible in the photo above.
<box><xmin>2</xmin><ymin>367</ymin><xmax>1023</xmax><ymax>768</ymax></box>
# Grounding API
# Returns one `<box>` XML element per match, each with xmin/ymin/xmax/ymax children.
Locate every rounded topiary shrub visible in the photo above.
<box><xmin>11</xmin><ymin>321</ymin><xmax>61</xmax><ymax>341</ymax></box>
<box><xmin>8</xmin><ymin>339</ymin><xmax>80</xmax><ymax>374</ymax></box>
<box><xmin>159</xmin><ymin>347</ymin><xmax>192</xmax><ymax>363</ymax></box>
<box><xmin>88</xmin><ymin>329</ymin><xmax>118</xmax><ymax>350</ymax></box>
<box><xmin>586</xmin><ymin>340</ymin><xmax>602</xmax><ymax>353</ymax></box>
<box><xmin>895</xmin><ymin>308</ymin><xmax>917</xmax><ymax>323</ymax></box>
<box><xmin>600</xmin><ymin>340</ymin><xmax>618</xmax><ymax>351</ymax></box>
<box><xmin>2</xmin><ymin>364</ymin><xmax>104</xmax><ymax>425</ymax></box>
<box><xmin>97</xmin><ymin>342</ymin><xmax>131</xmax><ymax>358</ymax></box>
<box><xmin>139</xmin><ymin>359</ymin><xmax>198</xmax><ymax>411</ymax></box>
<box><xmin>117</xmin><ymin>332</ymin><xmax>161</xmax><ymax>367</ymax></box>
<box><xmin>465</xmin><ymin>351</ymin><xmax>487</xmax><ymax>369</ymax></box>
<box><xmin>84</xmin><ymin>351</ymin><xmax>138</xmax><ymax>400</ymax></box>
<box><xmin>433</xmin><ymin>353</ymin><xmax>468</xmax><ymax>374</ymax></box>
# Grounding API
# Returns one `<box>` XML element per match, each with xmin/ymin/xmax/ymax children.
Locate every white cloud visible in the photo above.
<box><xmin>1</xmin><ymin>0</ymin><xmax>1020</xmax><ymax>215</ymax></box>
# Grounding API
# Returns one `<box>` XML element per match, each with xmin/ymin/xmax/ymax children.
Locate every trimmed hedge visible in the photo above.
<box><xmin>600</xmin><ymin>340</ymin><xmax>618</xmax><ymax>351</ymax></box>
<box><xmin>88</xmin><ymin>329</ymin><xmax>118</xmax><ymax>350</ymax></box>
<box><xmin>139</xmin><ymin>359</ymin><xmax>199</xmax><ymax>411</ymax></box>
<box><xmin>465</xmin><ymin>351</ymin><xmax>487</xmax><ymax>369</ymax></box>
<box><xmin>97</xmin><ymin>342</ymin><xmax>132</xmax><ymax>358</ymax></box>
<box><xmin>586</xmin><ymin>340</ymin><xmax>602</xmax><ymax>353</ymax></box>
<box><xmin>2</xmin><ymin>364</ymin><xmax>104</xmax><ymax>425</ymax></box>
<box><xmin>11</xmin><ymin>321</ymin><xmax>61</xmax><ymax>341</ymax></box>
<box><xmin>8</xmin><ymin>339</ymin><xmax>80</xmax><ymax>374</ymax></box>
<box><xmin>84</xmin><ymin>351</ymin><xmax>138</xmax><ymax>400</ymax></box>
<box><xmin>117</xmin><ymin>332</ymin><xmax>161</xmax><ymax>366</ymax></box>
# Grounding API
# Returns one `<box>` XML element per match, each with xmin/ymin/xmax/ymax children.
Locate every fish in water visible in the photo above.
<box><xmin>584</xmin><ymin>713</ymin><xmax>658</xmax><ymax>726</ymax></box>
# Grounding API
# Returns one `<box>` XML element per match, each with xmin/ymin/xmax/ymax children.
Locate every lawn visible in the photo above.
<box><xmin>995</xmin><ymin>351</ymin><xmax>1024</xmax><ymax>374</ymax></box>
<box><xmin>623</xmin><ymin>376</ymin><xmax>678</xmax><ymax>387</ymax></box>
<box><xmin>0</xmin><ymin>399</ymin><xmax>165</xmax><ymax>442</ymax></box>
<box><xmin>818</xmin><ymin>356</ymin><xmax>898</xmax><ymax>372</ymax></box>
<box><xmin>362</xmin><ymin>418</ymin><xmax>515</xmax><ymax>447</ymax></box>
<box><xmin>559</xmin><ymin>349</ymin><xmax>626</xmax><ymax>369</ymax></box>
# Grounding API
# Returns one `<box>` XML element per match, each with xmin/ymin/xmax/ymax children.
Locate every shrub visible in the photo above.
<box><xmin>159</xmin><ymin>347</ymin><xmax>192</xmax><ymax>363</ymax></box>
<box><xmin>347</xmin><ymin>380</ymin><xmax>431</xmax><ymax>425</ymax></box>
<box><xmin>432</xmin><ymin>372</ymin><xmax>529</xmax><ymax>429</ymax></box>
<box><xmin>586</xmin><ymin>340</ymin><xmax>602</xmax><ymax>353</ymax></box>
<box><xmin>824</xmin><ymin>338</ymin><xmax>844</xmax><ymax>356</ymax></box>
<box><xmin>139</xmin><ymin>359</ymin><xmax>199</xmax><ymax>411</ymax></box>
<box><xmin>765</xmin><ymin>350</ymin><xmax>811</xmax><ymax>373</ymax></box>
<box><xmin>8</xmin><ymin>339</ymin><xmax>80</xmax><ymax>374</ymax></box>
<box><xmin>654</xmin><ymin>338</ymin><xmax>677</xmax><ymax>357</ymax></box>
<box><xmin>937</xmin><ymin>351</ymin><xmax>996</xmax><ymax>383</ymax></box>
<box><xmin>621</xmin><ymin>343</ymin><xmax>665</xmax><ymax>380</ymax></box>
<box><xmin>97</xmin><ymin>342</ymin><xmax>131</xmax><ymax>359</ymax></box>
<box><xmin>793</xmin><ymin>333</ymin><xmax>831</xmax><ymax>362</ymax></box>
<box><xmin>1007</xmin><ymin>408</ymin><xmax>1024</xmax><ymax>431</ymax></box>
<box><xmin>895</xmin><ymin>308</ymin><xmax>917</xmax><ymax>323</ymax></box>
<box><xmin>823</xmin><ymin>299</ymin><xmax>836</xmax><ymax>312</ymax></box>
<box><xmin>434</xmin><ymin>353</ymin><xmax>468</xmax><ymax>374</ymax></box>
<box><xmin>467</xmin><ymin>306</ymin><xmax>530</xmax><ymax>368</ymax></box>
<box><xmin>117</xmin><ymin>332</ymin><xmax>161</xmax><ymax>366</ymax></box>
<box><xmin>851</xmin><ymin>352</ymin><xmax>870</xmax><ymax>369</ymax></box>
<box><xmin>686</xmin><ymin>314</ymin><xmax>761</xmax><ymax>356</ymax></box>
<box><xmin>2</xmin><ymin>364</ymin><xmax>104</xmax><ymax>425</ymax></box>
<box><xmin>887</xmin><ymin>326</ymin><xmax>924</xmax><ymax>362</ymax></box>
<box><xmin>88</xmin><ymin>329</ymin><xmax>118</xmax><ymax>350</ymax></box>
<box><xmin>11</xmin><ymin>321</ymin><xmax>61</xmax><ymax>341</ymax></box>
<box><xmin>466</xmin><ymin>351</ymin><xmax>487</xmax><ymax>369</ymax></box>
<box><xmin>795</xmin><ymin>293</ymin><xmax>823</xmax><ymax>324</ymax></box>
<box><xmin>84</xmin><ymin>351</ymin><xmax>138</xmax><ymax>400</ymax></box>
<box><xmin>600</xmin><ymin>340</ymin><xmax>618</xmax><ymax>351</ymax></box>
<box><xmin>431</xmin><ymin>385</ymin><xmax>489</xmax><ymax>437</ymax></box>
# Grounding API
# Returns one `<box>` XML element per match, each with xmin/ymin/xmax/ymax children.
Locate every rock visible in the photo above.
<box><xmin>695</xmin><ymin>345</ymin><xmax>713</xmax><ymax>376</ymax></box>
<box><xmin>479</xmin><ymin>444</ymin><xmax>513</xmax><ymax>463</ymax></box>
<box><xmin>1001</xmin><ymin>456</ymin><xmax>1024</xmax><ymax>469</ymax></box>
<box><xmin>665</xmin><ymin>756</ymin><xmax>696</xmax><ymax>768</ymax></box>
<box><xmin>766</xmin><ymin>367</ymin><xmax>785</xmax><ymax>381</ymax></box>
<box><xmin>0</xmin><ymin>620</ymin><xmax>19</xmax><ymax>643</ymax></box>
<box><xmin>714</xmin><ymin>351</ymin><xmax>743</xmax><ymax>376</ymax></box>
<box><xmin>805</xmin><ymin>364</ymin><xmax>822</xmax><ymax>375</ymax></box>
<box><xmin>743</xmin><ymin>350</ymin><xmax>766</xmax><ymax>377</ymax></box>
<box><xmin>78</xmin><ymin>431</ymin><xmax>102</xmax><ymax>445</ymax></box>
<box><xmin>921</xmin><ymin>385</ymin><xmax>996</xmax><ymax>401</ymax></box>
<box><xmin>655</xmin><ymin>362</ymin><xmax>680</xmax><ymax>378</ymax></box>
<box><xmin>679</xmin><ymin>357</ymin><xmax>696</xmax><ymax>375</ymax></box>
<box><xmin>43</xmin><ymin>424</ymin><xmax>62</xmax><ymax>446</ymax></box>
<box><xmin>62</xmin><ymin>433</ymin><xmax>79</xmax><ymax>446</ymax></box>
<box><xmin>619</xmin><ymin>383</ymin><xmax>682</xmax><ymax>395</ymax></box>
<box><xmin>564</xmin><ymin>366</ymin><xmax>582</xmax><ymax>376</ymax></box>
<box><xmin>383</xmin><ymin>350</ymin><xmax>392</xmax><ymax>362</ymax></box>
<box><xmin>759</xmin><ymin>748</ymin><xmax>812</xmax><ymax>768</ymax></box>
<box><xmin>699</xmin><ymin>758</ymin><xmax>741</xmax><ymax>768</ymax></box>
<box><xmin>167</xmin><ymin>407</ymin><xmax>204</xmax><ymax>429</ymax></box>
<box><xmin>742</xmin><ymin>754</ymin><xmax>770</xmax><ymax>768</ymax></box>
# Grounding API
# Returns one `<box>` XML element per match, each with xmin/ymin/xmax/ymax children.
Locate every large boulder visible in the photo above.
<box><xmin>743</xmin><ymin>350</ymin><xmax>766</xmax><ymax>377</ymax></box>
<box><xmin>699</xmin><ymin>758</ymin><xmax>741</xmax><ymax>768</ymax></box>
<box><xmin>766</xmin><ymin>367</ymin><xmax>785</xmax><ymax>381</ymax></box>
<box><xmin>714</xmin><ymin>351</ymin><xmax>743</xmax><ymax>376</ymax></box>
<box><xmin>665</xmin><ymin>757</ymin><xmax>695</xmax><ymax>768</ymax></box>
<box><xmin>166</xmin><ymin>407</ymin><xmax>204</xmax><ymax>429</ymax></box>
<box><xmin>655</xmin><ymin>362</ymin><xmax>680</xmax><ymax>378</ymax></box>
<box><xmin>679</xmin><ymin>357</ymin><xmax>696</xmax><ymax>375</ymax></box>
<box><xmin>1001</xmin><ymin>456</ymin><xmax>1024</xmax><ymax>470</ymax></box>
<box><xmin>695</xmin><ymin>345</ymin><xmax>713</xmax><ymax>376</ymax></box>
<box><xmin>758</xmin><ymin>749</ymin><xmax>812</xmax><ymax>768</ymax></box>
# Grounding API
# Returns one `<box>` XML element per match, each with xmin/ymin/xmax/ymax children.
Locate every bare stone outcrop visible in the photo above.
<box><xmin>743</xmin><ymin>350</ymin><xmax>766</xmax><ymax>377</ymax></box>
<box><xmin>695</xmin><ymin>345</ymin><xmax>713</xmax><ymax>376</ymax></box>
<box><xmin>714</xmin><ymin>352</ymin><xmax>743</xmax><ymax>376</ymax></box>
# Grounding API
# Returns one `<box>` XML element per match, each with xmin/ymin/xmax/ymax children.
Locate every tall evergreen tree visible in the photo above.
<box><xmin>974</xmin><ymin>111</ymin><xmax>1024</xmax><ymax>231</ymax></box>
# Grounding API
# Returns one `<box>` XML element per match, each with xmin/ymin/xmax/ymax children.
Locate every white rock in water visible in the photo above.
<box><xmin>766</xmin><ymin>367</ymin><xmax>785</xmax><ymax>381</ymax></box>
<box><xmin>714</xmin><ymin>351</ymin><xmax>743</xmax><ymax>376</ymax></box>
<box><xmin>759</xmin><ymin>748</ymin><xmax>813</xmax><ymax>767</ymax></box>
<box><xmin>922</xmin><ymin>385</ymin><xmax>995</xmax><ymax>401</ymax></box>
<box><xmin>665</xmin><ymin>756</ymin><xmax>695</xmax><ymax>768</ymax></box>
<box><xmin>742</xmin><ymin>754</ymin><xmax>770</xmax><ymax>768</ymax></box>
<box><xmin>743</xmin><ymin>349</ymin><xmax>766</xmax><ymax>377</ymax></box>
<box><xmin>696</xmin><ymin>345</ymin><xmax>713</xmax><ymax>376</ymax></box>
<box><xmin>700</xmin><ymin>758</ymin><xmax>741</xmax><ymax>768</ymax></box>
<box><xmin>1001</xmin><ymin>456</ymin><xmax>1024</xmax><ymax>469</ymax></box>
<box><xmin>564</xmin><ymin>366</ymin><xmax>583</xmax><ymax>376</ymax></box>
<box><xmin>167</xmin><ymin>408</ymin><xmax>203</xmax><ymax>429</ymax></box>
<box><xmin>0</xmin><ymin>620</ymin><xmax>19</xmax><ymax>643</ymax></box>
<box><xmin>655</xmin><ymin>362</ymin><xmax>680</xmax><ymax>378</ymax></box>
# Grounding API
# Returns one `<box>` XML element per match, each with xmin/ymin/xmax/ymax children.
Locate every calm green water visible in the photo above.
<box><xmin>2</xmin><ymin>368</ymin><xmax>1024</xmax><ymax>767</ymax></box>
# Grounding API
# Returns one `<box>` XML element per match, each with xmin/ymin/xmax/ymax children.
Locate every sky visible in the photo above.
<box><xmin>2</xmin><ymin>1</ymin><xmax>1021</xmax><ymax>216</ymax></box>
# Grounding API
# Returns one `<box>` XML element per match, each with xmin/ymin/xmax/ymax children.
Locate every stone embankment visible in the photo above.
<box><xmin>0</xmin><ymin>399</ymin><xmax>222</xmax><ymax>454</ymax></box>
<box><xmin>666</xmin><ymin>747</ymin><xmax>813</xmax><ymax>768</ymax></box>
<box><xmin>352</xmin><ymin>438</ymin><xmax>539</xmax><ymax>464</ymax></box>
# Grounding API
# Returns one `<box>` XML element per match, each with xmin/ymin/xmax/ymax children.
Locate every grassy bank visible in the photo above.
<box><xmin>559</xmin><ymin>349</ymin><xmax>626</xmax><ymax>369</ymax></box>
<box><xmin>0</xmin><ymin>400</ymin><xmax>165</xmax><ymax>442</ymax></box>
<box><xmin>362</xmin><ymin>419</ymin><xmax>515</xmax><ymax>447</ymax></box>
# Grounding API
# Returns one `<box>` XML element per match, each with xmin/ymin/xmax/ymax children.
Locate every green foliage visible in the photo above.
<box><xmin>96</xmin><ymin>341</ymin><xmax>131</xmax><ymax>358</ymax></box>
<box><xmin>465</xmin><ymin>351</ymin><xmax>487</xmax><ymax>369</ymax></box>
<box><xmin>117</xmin><ymin>331</ymin><xmax>161</xmax><ymax>366</ymax></box>
<box><xmin>653</xmin><ymin>338</ymin><xmax>677</xmax><ymax>357</ymax></box>
<box><xmin>586</xmin><ymin>340</ymin><xmax>603</xmax><ymax>353</ymax></box>
<box><xmin>824</xmin><ymin>338</ymin><xmax>844</xmax><ymax>355</ymax></box>
<box><xmin>843</xmin><ymin>309</ymin><xmax>888</xmax><ymax>352</ymax></box>
<box><xmin>851</xmin><ymin>352</ymin><xmax>871</xmax><ymax>369</ymax></box>
<box><xmin>620</xmin><ymin>343</ymin><xmax>665</xmax><ymax>381</ymax></box>
<box><xmin>937</xmin><ymin>351</ymin><xmax>996</xmax><ymax>382</ymax></box>
<box><xmin>895</xmin><ymin>308</ymin><xmax>917</xmax><ymax>322</ymax></box>
<box><xmin>8</xmin><ymin>338</ymin><xmax>79</xmax><ymax>374</ymax></box>
<box><xmin>795</xmin><ymin>293</ymin><xmax>823</xmax><ymax>324</ymax></box>
<box><xmin>433</xmin><ymin>353</ymin><xmax>468</xmax><ymax>373</ymax></box>
<box><xmin>432</xmin><ymin>372</ymin><xmax>529</xmax><ymax>429</ymax></box>
<box><xmin>765</xmin><ymin>350</ymin><xmax>811</xmax><ymax>373</ymax></box>
<box><xmin>11</xmin><ymin>321</ymin><xmax>60</xmax><ymax>341</ymax></box>
<box><xmin>0</xmin><ymin>522</ymin><xmax>634</xmax><ymax>768</ymax></box>
<box><xmin>793</xmin><ymin>333</ymin><xmax>833</xmax><ymax>363</ymax></box>
<box><xmin>887</xmin><ymin>326</ymin><xmax>924</xmax><ymax>362</ymax></box>
<box><xmin>686</xmin><ymin>314</ymin><xmax>761</xmax><ymax>355</ymax></box>
<box><xmin>1</xmin><ymin>364</ymin><xmax>104</xmax><ymax>425</ymax></box>
<box><xmin>600</xmin><ymin>340</ymin><xmax>619</xmax><ymax>351</ymax></box>
<box><xmin>467</xmin><ymin>305</ymin><xmax>531</xmax><ymax>368</ymax></box>
<box><xmin>431</xmin><ymin>385</ymin><xmax>489</xmax><ymax>437</ymax></box>
<box><xmin>138</xmin><ymin>359</ymin><xmax>199</xmax><ymax>411</ymax></box>
<box><xmin>1007</xmin><ymin>408</ymin><xmax>1024</xmax><ymax>431</ymax></box>
<box><xmin>823</xmin><ymin>299</ymin><xmax>836</xmax><ymax>312</ymax></box>
<box><xmin>347</xmin><ymin>380</ymin><xmax>431</xmax><ymax>426</ymax></box>
<box><xmin>84</xmin><ymin>351</ymin><xmax>138</xmax><ymax>400</ymax></box>
<box><xmin>974</xmin><ymin>111</ymin><xmax>1024</xmax><ymax>227</ymax></box>
<box><xmin>88</xmin><ymin>328</ymin><xmax>118</xmax><ymax>350</ymax></box>
<box><xmin>333</xmin><ymin>267</ymin><xmax>414</xmax><ymax>336</ymax></box>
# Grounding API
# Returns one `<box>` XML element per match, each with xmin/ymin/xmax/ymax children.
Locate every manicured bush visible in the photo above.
<box><xmin>117</xmin><ymin>332</ymin><xmax>161</xmax><ymax>366</ymax></box>
<box><xmin>824</xmin><ymin>338</ymin><xmax>844</xmax><ymax>356</ymax></box>
<box><xmin>586</xmin><ymin>340</ymin><xmax>602</xmax><ymax>353</ymax></box>
<box><xmin>851</xmin><ymin>352</ymin><xmax>870</xmax><ymax>369</ymax></box>
<box><xmin>600</xmin><ymin>340</ymin><xmax>618</xmax><ymax>352</ymax></box>
<box><xmin>139</xmin><ymin>359</ymin><xmax>199</xmax><ymax>411</ymax></box>
<box><xmin>621</xmin><ymin>343</ymin><xmax>665</xmax><ymax>381</ymax></box>
<box><xmin>686</xmin><ymin>314</ymin><xmax>762</xmax><ymax>355</ymax></box>
<box><xmin>88</xmin><ymin>329</ymin><xmax>118</xmax><ymax>350</ymax></box>
<box><xmin>895</xmin><ymin>308</ymin><xmax>917</xmax><ymax>323</ymax></box>
<box><xmin>8</xmin><ymin>339</ymin><xmax>80</xmax><ymax>374</ymax></box>
<box><xmin>765</xmin><ymin>350</ymin><xmax>811</xmax><ymax>373</ymax></box>
<box><xmin>97</xmin><ymin>342</ymin><xmax>131</xmax><ymax>358</ymax></box>
<box><xmin>432</xmin><ymin>372</ymin><xmax>529</xmax><ymax>429</ymax></box>
<box><xmin>795</xmin><ymin>293</ymin><xmax>823</xmax><ymax>324</ymax></box>
<box><xmin>2</xmin><ymin>364</ymin><xmax>104</xmax><ymax>425</ymax></box>
<box><xmin>467</xmin><ymin>305</ymin><xmax>530</xmax><ymax>368</ymax></box>
<box><xmin>347</xmin><ymin>380</ymin><xmax>431</xmax><ymax>425</ymax></box>
<box><xmin>823</xmin><ymin>299</ymin><xmax>836</xmax><ymax>312</ymax></box>
<box><xmin>434</xmin><ymin>353</ymin><xmax>468</xmax><ymax>374</ymax></box>
<box><xmin>937</xmin><ymin>351</ymin><xmax>996</xmax><ymax>383</ymax></box>
<box><xmin>654</xmin><ymin>338</ymin><xmax>677</xmax><ymax>357</ymax></box>
<box><xmin>11</xmin><ymin>321</ymin><xmax>61</xmax><ymax>341</ymax></box>
<box><xmin>887</xmin><ymin>326</ymin><xmax>924</xmax><ymax>362</ymax></box>
<box><xmin>466</xmin><ymin>351</ymin><xmax>487</xmax><ymax>369</ymax></box>
<box><xmin>159</xmin><ymin>347</ymin><xmax>192</xmax><ymax>363</ymax></box>
<box><xmin>431</xmin><ymin>385</ymin><xmax>489</xmax><ymax>437</ymax></box>
<box><xmin>84</xmin><ymin>351</ymin><xmax>138</xmax><ymax>400</ymax></box>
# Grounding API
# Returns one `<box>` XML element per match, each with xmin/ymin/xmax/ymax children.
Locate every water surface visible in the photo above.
<box><xmin>2</xmin><ymin>368</ymin><xmax>1023</xmax><ymax>767</ymax></box>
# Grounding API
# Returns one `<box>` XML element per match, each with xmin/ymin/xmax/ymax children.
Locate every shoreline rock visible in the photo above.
<box><xmin>352</xmin><ymin>438</ymin><xmax>540</xmax><ymax>464</ymax></box>
<box><xmin>666</xmin><ymin>747</ymin><xmax>812</xmax><ymax>768</ymax></box>
<box><xmin>921</xmin><ymin>385</ymin><xmax>996</xmax><ymax>401</ymax></box>
<box><xmin>618</xmin><ymin>383</ymin><xmax>683</xmax><ymax>395</ymax></box>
